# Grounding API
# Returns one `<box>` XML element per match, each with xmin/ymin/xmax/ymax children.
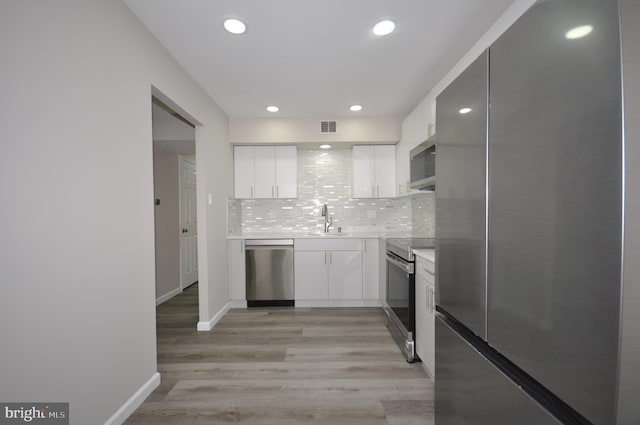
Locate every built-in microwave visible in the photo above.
<box><xmin>410</xmin><ymin>136</ymin><xmax>436</xmax><ymax>190</ymax></box>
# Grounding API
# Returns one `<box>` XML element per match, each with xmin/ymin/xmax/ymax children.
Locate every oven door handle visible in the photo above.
<box><xmin>386</xmin><ymin>253</ymin><xmax>414</xmax><ymax>274</ymax></box>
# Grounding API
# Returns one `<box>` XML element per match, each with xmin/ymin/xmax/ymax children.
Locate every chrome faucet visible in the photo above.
<box><xmin>321</xmin><ymin>204</ymin><xmax>333</xmax><ymax>233</ymax></box>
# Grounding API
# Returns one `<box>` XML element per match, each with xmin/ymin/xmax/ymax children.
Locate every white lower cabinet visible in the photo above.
<box><xmin>328</xmin><ymin>251</ymin><xmax>363</xmax><ymax>300</ymax></box>
<box><xmin>415</xmin><ymin>256</ymin><xmax>435</xmax><ymax>377</ymax></box>
<box><xmin>362</xmin><ymin>238</ymin><xmax>380</xmax><ymax>300</ymax></box>
<box><xmin>228</xmin><ymin>239</ymin><xmax>246</xmax><ymax>305</ymax></box>
<box><xmin>294</xmin><ymin>238</ymin><xmax>364</xmax><ymax>304</ymax></box>
<box><xmin>294</xmin><ymin>251</ymin><xmax>329</xmax><ymax>299</ymax></box>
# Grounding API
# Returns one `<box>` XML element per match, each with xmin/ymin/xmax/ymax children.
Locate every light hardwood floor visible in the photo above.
<box><xmin>125</xmin><ymin>285</ymin><xmax>434</xmax><ymax>424</ymax></box>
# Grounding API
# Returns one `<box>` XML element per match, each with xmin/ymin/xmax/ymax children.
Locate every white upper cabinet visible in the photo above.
<box><xmin>352</xmin><ymin>145</ymin><xmax>396</xmax><ymax>198</ymax></box>
<box><xmin>233</xmin><ymin>146</ymin><xmax>297</xmax><ymax>198</ymax></box>
<box><xmin>234</xmin><ymin>146</ymin><xmax>255</xmax><ymax>198</ymax></box>
<box><xmin>352</xmin><ymin>145</ymin><xmax>375</xmax><ymax>198</ymax></box>
<box><xmin>253</xmin><ymin>146</ymin><xmax>276</xmax><ymax>198</ymax></box>
<box><xmin>274</xmin><ymin>146</ymin><xmax>297</xmax><ymax>198</ymax></box>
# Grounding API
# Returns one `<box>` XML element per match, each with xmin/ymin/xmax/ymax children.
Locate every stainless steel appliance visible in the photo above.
<box><xmin>384</xmin><ymin>237</ymin><xmax>433</xmax><ymax>362</ymax></box>
<box><xmin>435</xmin><ymin>1</ymin><xmax>640</xmax><ymax>424</ymax></box>
<box><xmin>245</xmin><ymin>239</ymin><xmax>294</xmax><ymax>307</ymax></box>
<box><xmin>409</xmin><ymin>136</ymin><xmax>436</xmax><ymax>190</ymax></box>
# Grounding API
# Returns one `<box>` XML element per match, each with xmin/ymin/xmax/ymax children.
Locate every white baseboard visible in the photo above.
<box><xmin>197</xmin><ymin>301</ymin><xmax>232</xmax><ymax>331</ymax></box>
<box><xmin>104</xmin><ymin>372</ymin><xmax>160</xmax><ymax>425</ymax></box>
<box><xmin>155</xmin><ymin>287</ymin><xmax>182</xmax><ymax>305</ymax></box>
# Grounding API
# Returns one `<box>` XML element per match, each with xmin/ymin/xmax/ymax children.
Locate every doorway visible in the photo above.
<box><xmin>152</xmin><ymin>96</ymin><xmax>198</xmax><ymax>305</ymax></box>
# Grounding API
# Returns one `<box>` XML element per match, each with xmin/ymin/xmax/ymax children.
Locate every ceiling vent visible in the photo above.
<box><xmin>320</xmin><ymin>121</ymin><xmax>337</xmax><ymax>134</ymax></box>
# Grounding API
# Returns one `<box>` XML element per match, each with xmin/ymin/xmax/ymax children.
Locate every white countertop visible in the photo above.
<box><xmin>227</xmin><ymin>232</ymin><xmax>415</xmax><ymax>240</ymax></box>
<box><xmin>414</xmin><ymin>248</ymin><xmax>435</xmax><ymax>262</ymax></box>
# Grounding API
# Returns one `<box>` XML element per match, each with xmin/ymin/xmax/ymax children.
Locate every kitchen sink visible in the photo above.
<box><xmin>306</xmin><ymin>232</ymin><xmax>348</xmax><ymax>236</ymax></box>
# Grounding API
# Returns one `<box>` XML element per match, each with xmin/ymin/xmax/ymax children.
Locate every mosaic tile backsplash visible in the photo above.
<box><xmin>227</xmin><ymin>149</ymin><xmax>435</xmax><ymax>237</ymax></box>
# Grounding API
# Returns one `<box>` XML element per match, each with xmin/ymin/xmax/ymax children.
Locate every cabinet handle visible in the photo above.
<box><xmin>427</xmin><ymin>287</ymin><xmax>430</xmax><ymax>310</ymax></box>
<box><xmin>324</xmin><ymin>252</ymin><xmax>327</xmax><ymax>265</ymax></box>
<box><xmin>431</xmin><ymin>288</ymin><xmax>434</xmax><ymax>313</ymax></box>
<box><xmin>377</xmin><ymin>185</ymin><xmax>379</xmax><ymax>197</ymax></box>
<box><xmin>430</xmin><ymin>288</ymin><xmax>435</xmax><ymax>313</ymax></box>
<box><xmin>276</xmin><ymin>185</ymin><xmax>279</xmax><ymax>198</ymax></box>
<box><xmin>241</xmin><ymin>240</ymin><xmax>244</xmax><ymax>253</ymax></box>
<box><xmin>432</xmin><ymin>289</ymin><xmax>435</xmax><ymax>313</ymax></box>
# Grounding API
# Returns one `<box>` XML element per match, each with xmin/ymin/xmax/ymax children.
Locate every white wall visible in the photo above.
<box><xmin>396</xmin><ymin>0</ymin><xmax>538</xmax><ymax>189</ymax></box>
<box><xmin>229</xmin><ymin>116</ymin><xmax>402</xmax><ymax>145</ymax></box>
<box><xmin>0</xmin><ymin>1</ymin><xmax>231</xmax><ymax>424</ymax></box>
<box><xmin>152</xmin><ymin>103</ymin><xmax>196</xmax><ymax>142</ymax></box>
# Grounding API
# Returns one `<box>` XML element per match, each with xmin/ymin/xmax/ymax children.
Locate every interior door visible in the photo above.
<box><xmin>179</xmin><ymin>156</ymin><xmax>198</xmax><ymax>288</ymax></box>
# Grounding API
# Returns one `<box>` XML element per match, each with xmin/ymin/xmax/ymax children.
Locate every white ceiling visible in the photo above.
<box><xmin>125</xmin><ymin>0</ymin><xmax>515</xmax><ymax>118</ymax></box>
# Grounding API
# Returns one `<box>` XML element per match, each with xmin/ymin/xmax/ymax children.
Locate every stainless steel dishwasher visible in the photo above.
<box><xmin>245</xmin><ymin>239</ymin><xmax>294</xmax><ymax>307</ymax></box>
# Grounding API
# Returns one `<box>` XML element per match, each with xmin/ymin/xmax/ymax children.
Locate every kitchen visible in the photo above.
<box><xmin>155</xmin><ymin>0</ymin><xmax>640</xmax><ymax>423</ymax></box>
<box><xmin>1</xmin><ymin>1</ymin><xmax>639</xmax><ymax>425</ymax></box>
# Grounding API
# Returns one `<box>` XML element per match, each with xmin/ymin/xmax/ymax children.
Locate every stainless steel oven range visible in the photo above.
<box><xmin>384</xmin><ymin>237</ymin><xmax>434</xmax><ymax>362</ymax></box>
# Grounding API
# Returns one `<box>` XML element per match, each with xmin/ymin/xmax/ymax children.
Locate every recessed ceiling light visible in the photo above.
<box><xmin>223</xmin><ymin>18</ymin><xmax>246</xmax><ymax>35</ymax></box>
<box><xmin>459</xmin><ymin>107</ymin><xmax>472</xmax><ymax>114</ymax></box>
<box><xmin>320</xmin><ymin>144</ymin><xmax>331</xmax><ymax>149</ymax></box>
<box><xmin>565</xmin><ymin>25</ymin><xmax>592</xmax><ymax>39</ymax></box>
<box><xmin>266</xmin><ymin>105</ymin><xmax>279</xmax><ymax>112</ymax></box>
<box><xmin>373</xmin><ymin>20</ymin><xmax>395</xmax><ymax>36</ymax></box>
<box><xmin>350</xmin><ymin>105</ymin><xmax>363</xmax><ymax>112</ymax></box>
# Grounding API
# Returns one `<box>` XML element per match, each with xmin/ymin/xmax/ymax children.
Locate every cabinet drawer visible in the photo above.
<box><xmin>416</xmin><ymin>256</ymin><xmax>435</xmax><ymax>276</ymax></box>
<box><xmin>295</xmin><ymin>238</ymin><xmax>362</xmax><ymax>252</ymax></box>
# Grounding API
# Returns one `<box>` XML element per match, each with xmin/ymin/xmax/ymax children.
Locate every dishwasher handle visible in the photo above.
<box><xmin>244</xmin><ymin>239</ymin><xmax>294</xmax><ymax>247</ymax></box>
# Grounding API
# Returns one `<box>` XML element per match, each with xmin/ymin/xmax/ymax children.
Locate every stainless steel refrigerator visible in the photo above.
<box><xmin>434</xmin><ymin>1</ymin><xmax>640</xmax><ymax>424</ymax></box>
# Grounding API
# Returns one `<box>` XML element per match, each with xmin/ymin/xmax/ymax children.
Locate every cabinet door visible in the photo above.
<box><xmin>328</xmin><ymin>251</ymin><xmax>363</xmax><ymax>300</ymax></box>
<box><xmin>378</xmin><ymin>239</ymin><xmax>387</xmax><ymax>303</ymax></box>
<box><xmin>253</xmin><ymin>146</ymin><xmax>276</xmax><ymax>198</ymax></box>
<box><xmin>362</xmin><ymin>238</ymin><xmax>379</xmax><ymax>300</ymax></box>
<box><xmin>374</xmin><ymin>145</ymin><xmax>396</xmax><ymax>197</ymax></box>
<box><xmin>425</xmin><ymin>283</ymin><xmax>435</xmax><ymax>377</ymax></box>
<box><xmin>352</xmin><ymin>146</ymin><xmax>375</xmax><ymax>198</ymax></box>
<box><xmin>415</xmin><ymin>273</ymin><xmax>428</xmax><ymax>364</ymax></box>
<box><xmin>275</xmin><ymin>146</ymin><xmax>297</xmax><ymax>198</ymax></box>
<box><xmin>294</xmin><ymin>251</ymin><xmax>328</xmax><ymax>299</ymax></box>
<box><xmin>233</xmin><ymin>146</ymin><xmax>254</xmax><ymax>198</ymax></box>
<box><xmin>228</xmin><ymin>239</ymin><xmax>246</xmax><ymax>300</ymax></box>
